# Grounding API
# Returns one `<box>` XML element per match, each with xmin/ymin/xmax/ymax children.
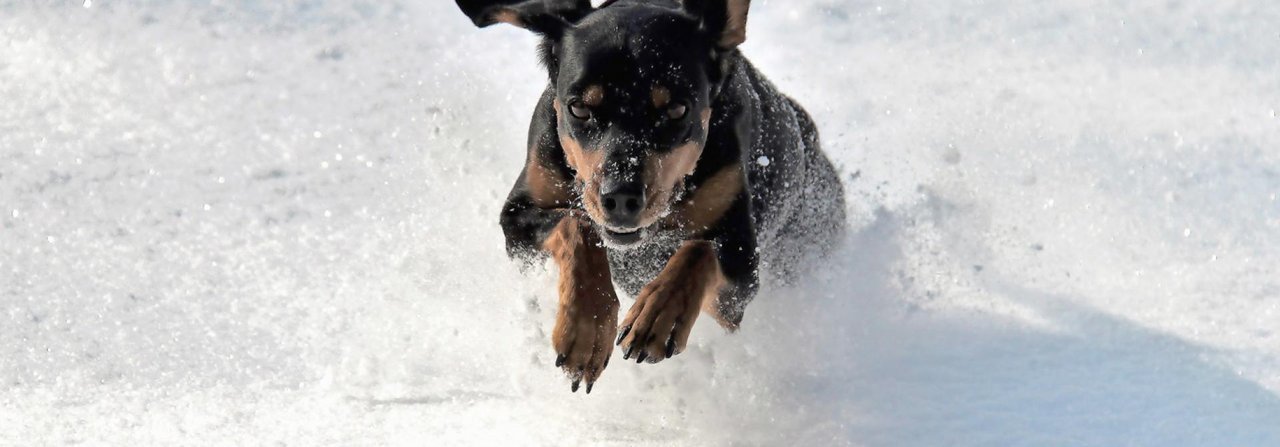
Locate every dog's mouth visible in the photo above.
<box><xmin>600</xmin><ymin>226</ymin><xmax>646</xmax><ymax>247</ymax></box>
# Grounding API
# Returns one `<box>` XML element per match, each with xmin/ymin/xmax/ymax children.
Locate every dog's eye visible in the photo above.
<box><xmin>666</xmin><ymin>103</ymin><xmax>688</xmax><ymax>120</ymax></box>
<box><xmin>568</xmin><ymin>100</ymin><xmax>592</xmax><ymax>120</ymax></box>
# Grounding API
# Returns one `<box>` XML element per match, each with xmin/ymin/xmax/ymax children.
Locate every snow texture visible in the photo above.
<box><xmin>3</xmin><ymin>1</ymin><xmax>1279</xmax><ymax>445</ymax></box>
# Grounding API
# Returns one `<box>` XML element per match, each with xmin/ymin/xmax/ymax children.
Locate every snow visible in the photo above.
<box><xmin>3</xmin><ymin>0</ymin><xmax>1279</xmax><ymax>445</ymax></box>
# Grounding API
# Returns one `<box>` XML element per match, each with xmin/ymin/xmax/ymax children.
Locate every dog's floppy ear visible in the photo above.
<box><xmin>682</xmin><ymin>0</ymin><xmax>750</xmax><ymax>49</ymax></box>
<box><xmin>456</xmin><ymin>0</ymin><xmax>592</xmax><ymax>37</ymax></box>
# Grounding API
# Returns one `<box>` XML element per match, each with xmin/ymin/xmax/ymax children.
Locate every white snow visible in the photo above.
<box><xmin>3</xmin><ymin>1</ymin><xmax>1279</xmax><ymax>445</ymax></box>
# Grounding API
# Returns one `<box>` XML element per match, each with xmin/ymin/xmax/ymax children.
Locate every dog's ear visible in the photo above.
<box><xmin>456</xmin><ymin>0</ymin><xmax>592</xmax><ymax>38</ymax></box>
<box><xmin>682</xmin><ymin>0</ymin><xmax>750</xmax><ymax>49</ymax></box>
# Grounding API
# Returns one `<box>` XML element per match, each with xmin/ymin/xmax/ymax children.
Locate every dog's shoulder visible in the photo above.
<box><xmin>711</xmin><ymin>55</ymin><xmax>818</xmax><ymax>240</ymax></box>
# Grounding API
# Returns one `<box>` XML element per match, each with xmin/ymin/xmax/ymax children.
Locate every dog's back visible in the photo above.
<box><xmin>729</xmin><ymin>59</ymin><xmax>845</xmax><ymax>266</ymax></box>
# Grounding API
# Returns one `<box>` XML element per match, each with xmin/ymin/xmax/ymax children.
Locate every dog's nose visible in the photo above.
<box><xmin>600</xmin><ymin>180</ymin><xmax>645</xmax><ymax>227</ymax></box>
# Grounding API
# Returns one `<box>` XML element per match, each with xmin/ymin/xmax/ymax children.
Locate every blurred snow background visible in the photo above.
<box><xmin>2</xmin><ymin>0</ymin><xmax>1279</xmax><ymax>445</ymax></box>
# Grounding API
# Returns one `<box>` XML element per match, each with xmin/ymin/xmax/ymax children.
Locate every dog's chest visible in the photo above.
<box><xmin>605</xmin><ymin>232</ymin><xmax>682</xmax><ymax>297</ymax></box>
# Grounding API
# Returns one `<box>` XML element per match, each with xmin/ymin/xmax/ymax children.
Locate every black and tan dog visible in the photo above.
<box><xmin>455</xmin><ymin>0</ymin><xmax>845</xmax><ymax>393</ymax></box>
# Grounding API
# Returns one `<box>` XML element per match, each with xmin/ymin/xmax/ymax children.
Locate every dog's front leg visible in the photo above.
<box><xmin>543</xmin><ymin>212</ymin><xmax>619</xmax><ymax>393</ymax></box>
<box><xmin>615</xmin><ymin>240</ymin><xmax>727</xmax><ymax>364</ymax></box>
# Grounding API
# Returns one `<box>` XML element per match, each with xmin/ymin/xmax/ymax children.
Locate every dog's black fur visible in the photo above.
<box><xmin>456</xmin><ymin>0</ymin><xmax>844</xmax><ymax>392</ymax></box>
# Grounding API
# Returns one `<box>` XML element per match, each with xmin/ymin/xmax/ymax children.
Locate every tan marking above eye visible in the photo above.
<box><xmin>651</xmin><ymin>86</ymin><xmax>671</xmax><ymax>109</ymax></box>
<box><xmin>491</xmin><ymin>9</ymin><xmax>527</xmax><ymax>27</ymax></box>
<box><xmin>583</xmin><ymin>85</ymin><xmax>605</xmax><ymax>107</ymax></box>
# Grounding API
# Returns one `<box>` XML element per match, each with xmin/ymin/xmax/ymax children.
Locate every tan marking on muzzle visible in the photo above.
<box><xmin>634</xmin><ymin>108</ymin><xmax>715</xmax><ymax>228</ymax></box>
<box><xmin>637</xmin><ymin>141</ymin><xmax>700</xmax><ymax>225</ymax></box>
<box><xmin>555</xmin><ymin>99</ymin><xmax>608</xmax><ymax>222</ymax></box>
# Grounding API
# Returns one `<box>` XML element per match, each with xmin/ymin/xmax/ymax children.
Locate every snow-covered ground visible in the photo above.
<box><xmin>3</xmin><ymin>0</ymin><xmax>1279</xmax><ymax>445</ymax></box>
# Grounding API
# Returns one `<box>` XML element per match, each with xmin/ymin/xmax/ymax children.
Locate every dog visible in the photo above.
<box><xmin>455</xmin><ymin>0</ymin><xmax>845</xmax><ymax>393</ymax></box>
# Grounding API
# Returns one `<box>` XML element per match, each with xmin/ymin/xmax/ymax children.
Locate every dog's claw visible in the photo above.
<box><xmin>636</xmin><ymin>350</ymin><xmax>648</xmax><ymax>364</ymax></box>
<box><xmin>622</xmin><ymin>346</ymin><xmax>633</xmax><ymax>360</ymax></box>
<box><xmin>555</xmin><ymin>354</ymin><xmax>566</xmax><ymax>367</ymax></box>
<box><xmin>665</xmin><ymin>338</ymin><xmax>676</xmax><ymax>359</ymax></box>
<box><xmin>585</xmin><ymin>382</ymin><xmax>594</xmax><ymax>394</ymax></box>
<box><xmin>616</xmin><ymin>325</ymin><xmax>631</xmax><ymax>345</ymax></box>
<box><xmin>571</xmin><ymin>379</ymin><xmax>580</xmax><ymax>393</ymax></box>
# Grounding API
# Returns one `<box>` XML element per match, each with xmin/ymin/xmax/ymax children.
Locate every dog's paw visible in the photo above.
<box><xmin>615</xmin><ymin>278</ymin><xmax>707</xmax><ymax>364</ymax></box>
<box><xmin>552</xmin><ymin>294</ymin><xmax>618</xmax><ymax>393</ymax></box>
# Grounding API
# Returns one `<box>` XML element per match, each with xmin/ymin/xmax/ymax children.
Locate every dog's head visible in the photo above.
<box><xmin>458</xmin><ymin>0</ymin><xmax>750</xmax><ymax>247</ymax></box>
